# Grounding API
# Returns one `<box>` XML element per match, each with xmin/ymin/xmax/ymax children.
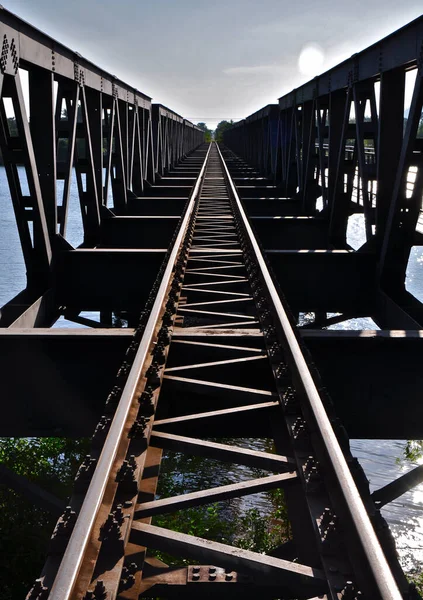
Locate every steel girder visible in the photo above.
<box><xmin>0</xmin><ymin>8</ymin><xmax>205</xmax><ymax>329</ymax></box>
<box><xmin>223</xmin><ymin>15</ymin><xmax>423</xmax><ymax>323</ymax></box>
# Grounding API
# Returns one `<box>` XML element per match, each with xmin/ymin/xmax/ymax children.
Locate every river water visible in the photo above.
<box><xmin>0</xmin><ymin>168</ymin><xmax>422</xmax><ymax>575</ymax></box>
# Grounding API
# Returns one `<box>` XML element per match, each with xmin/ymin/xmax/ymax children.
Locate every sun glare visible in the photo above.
<box><xmin>298</xmin><ymin>44</ymin><xmax>325</xmax><ymax>77</ymax></box>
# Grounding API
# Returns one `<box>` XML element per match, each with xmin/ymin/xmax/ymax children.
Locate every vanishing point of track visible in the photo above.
<box><xmin>31</xmin><ymin>143</ymin><xmax>406</xmax><ymax>600</ymax></box>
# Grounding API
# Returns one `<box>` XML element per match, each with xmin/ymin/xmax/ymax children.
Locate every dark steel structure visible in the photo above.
<box><xmin>0</xmin><ymin>6</ymin><xmax>202</xmax><ymax>332</ymax></box>
<box><xmin>224</xmin><ymin>15</ymin><xmax>423</xmax><ymax>439</ymax></box>
<box><xmin>0</xmin><ymin>6</ymin><xmax>422</xmax><ymax>600</ymax></box>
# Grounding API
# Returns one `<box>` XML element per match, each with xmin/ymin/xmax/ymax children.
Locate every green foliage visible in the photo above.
<box><xmin>0</xmin><ymin>437</ymin><xmax>89</xmax><ymax>599</ymax></box>
<box><xmin>0</xmin><ymin>438</ymin><xmax>291</xmax><ymax>595</ymax></box>
<box><xmin>234</xmin><ymin>487</ymin><xmax>291</xmax><ymax>553</ymax></box>
<box><xmin>0</xmin><ymin>437</ymin><xmax>87</xmax><ymax>495</ymax></box>
<box><xmin>409</xmin><ymin>570</ymin><xmax>423</xmax><ymax>595</ymax></box>
<box><xmin>153</xmin><ymin>503</ymin><xmax>236</xmax><ymax>566</ymax></box>
<box><xmin>196</xmin><ymin>122</ymin><xmax>212</xmax><ymax>143</ymax></box>
<box><xmin>7</xmin><ymin>116</ymin><xmax>18</xmax><ymax>137</ymax></box>
<box><xmin>235</xmin><ymin>507</ymin><xmax>288</xmax><ymax>553</ymax></box>
<box><xmin>149</xmin><ymin>443</ymin><xmax>291</xmax><ymax>566</ymax></box>
<box><xmin>214</xmin><ymin>120</ymin><xmax>234</xmax><ymax>143</ymax></box>
<box><xmin>402</xmin><ymin>440</ymin><xmax>423</xmax><ymax>463</ymax></box>
<box><xmin>152</xmin><ymin>502</ymin><xmax>289</xmax><ymax>565</ymax></box>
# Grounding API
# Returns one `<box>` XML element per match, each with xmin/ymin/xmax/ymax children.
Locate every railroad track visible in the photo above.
<box><xmin>30</xmin><ymin>143</ymin><xmax>409</xmax><ymax>600</ymax></box>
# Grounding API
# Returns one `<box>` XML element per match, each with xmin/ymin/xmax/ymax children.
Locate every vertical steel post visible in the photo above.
<box><xmin>376</xmin><ymin>68</ymin><xmax>405</xmax><ymax>245</ymax></box>
<box><xmin>29</xmin><ymin>68</ymin><xmax>57</xmax><ymax>239</ymax></box>
<box><xmin>0</xmin><ymin>74</ymin><xmax>52</xmax><ymax>287</ymax></box>
<box><xmin>380</xmin><ymin>71</ymin><xmax>423</xmax><ymax>292</ymax></box>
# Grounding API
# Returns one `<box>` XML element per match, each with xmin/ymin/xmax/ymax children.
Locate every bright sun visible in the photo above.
<box><xmin>298</xmin><ymin>44</ymin><xmax>325</xmax><ymax>77</ymax></box>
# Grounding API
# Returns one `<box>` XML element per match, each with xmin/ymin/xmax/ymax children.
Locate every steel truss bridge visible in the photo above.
<box><xmin>0</xmin><ymin>6</ymin><xmax>422</xmax><ymax>600</ymax></box>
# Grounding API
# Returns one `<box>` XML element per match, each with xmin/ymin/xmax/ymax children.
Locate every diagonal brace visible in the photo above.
<box><xmin>135</xmin><ymin>472</ymin><xmax>297</xmax><ymax>518</ymax></box>
<box><xmin>130</xmin><ymin>522</ymin><xmax>327</xmax><ymax>597</ymax></box>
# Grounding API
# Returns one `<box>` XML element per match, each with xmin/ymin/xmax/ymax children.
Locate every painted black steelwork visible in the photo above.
<box><xmin>0</xmin><ymin>7</ymin><xmax>421</xmax><ymax>600</ymax></box>
<box><xmin>0</xmin><ymin>6</ymin><xmax>203</xmax><ymax>329</ymax></box>
<box><xmin>25</xmin><ymin>143</ymin><xmax>411</xmax><ymax>600</ymax></box>
<box><xmin>224</xmin><ymin>16</ymin><xmax>423</xmax><ymax>329</ymax></box>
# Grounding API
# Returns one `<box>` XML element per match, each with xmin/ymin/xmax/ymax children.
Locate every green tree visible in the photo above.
<box><xmin>214</xmin><ymin>120</ymin><xmax>234</xmax><ymax>143</ymax></box>
<box><xmin>0</xmin><ymin>436</ymin><xmax>89</xmax><ymax>599</ymax></box>
<box><xmin>151</xmin><ymin>444</ymin><xmax>291</xmax><ymax>566</ymax></box>
<box><xmin>7</xmin><ymin>116</ymin><xmax>18</xmax><ymax>137</ymax></box>
<box><xmin>196</xmin><ymin>122</ymin><xmax>212</xmax><ymax>142</ymax></box>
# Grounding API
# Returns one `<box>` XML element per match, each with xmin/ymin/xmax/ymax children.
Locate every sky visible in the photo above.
<box><xmin>4</xmin><ymin>0</ymin><xmax>423</xmax><ymax>130</ymax></box>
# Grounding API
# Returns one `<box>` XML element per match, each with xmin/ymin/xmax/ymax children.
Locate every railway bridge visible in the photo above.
<box><xmin>0</xmin><ymin>7</ymin><xmax>422</xmax><ymax>600</ymax></box>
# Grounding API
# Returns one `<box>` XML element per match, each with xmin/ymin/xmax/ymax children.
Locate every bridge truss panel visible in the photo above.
<box><xmin>223</xmin><ymin>14</ymin><xmax>423</xmax><ymax>323</ymax></box>
<box><xmin>0</xmin><ymin>7</ymin><xmax>204</xmax><ymax>329</ymax></box>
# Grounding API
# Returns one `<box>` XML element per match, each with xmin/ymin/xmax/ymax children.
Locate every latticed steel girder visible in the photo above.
<box><xmin>224</xmin><ymin>15</ymin><xmax>423</xmax><ymax>323</ymax></box>
<box><xmin>0</xmin><ymin>6</ymin><xmax>203</xmax><ymax>330</ymax></box>
<box><xmin>0</xmin><ymin>7</ymin><xmax>420</xmax><ymax>600</ymax></box>
<box><xmin>24</xmin><ymin>144</ymin><xmax>410</xmax><ymax>600</ymax></box>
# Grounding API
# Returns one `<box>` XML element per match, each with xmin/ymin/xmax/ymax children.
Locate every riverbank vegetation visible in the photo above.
<box><xmin>0</xmin><ymin>436</ymin><xmax>89</xmax><ymax>599</ymax></box>
<box><xmin>196</xmin><ymin>122</ymin><xmax>213</xmax><ymax>142</ymax></box>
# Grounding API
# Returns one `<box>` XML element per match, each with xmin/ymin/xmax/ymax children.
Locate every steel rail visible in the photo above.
<box><xmin>49</xmin><ymin>143</ymin><xmax>212</xmax><ymax>600</ymax></box>
<box><xmin>216</xmin><ymin>142</ymin><xmax>402</xmax><ymax>600</ymax></box>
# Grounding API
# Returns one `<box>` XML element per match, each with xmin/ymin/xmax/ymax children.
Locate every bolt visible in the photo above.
<box><xmin>341</xmin><ymin>581</ymin><xmax>357</xmax><ymax>600</ymax></box>
<box><xmin>320</xmin><ymin>507</ymin><xmax>333</xmax><ymax>529</ymax></box>
<box><xmin>117</xmin><ymin>455</ymin><xmax>137</xmax><ymax>483</ymax></box>
<box><xmin>117</xmin><ymin>361</ymin><xmax>131</xmax><ymax>379</ymax></box>
<box><xmin>275</xmin><ymin>362</ymin><xmax>289</xmax><ymax>380</ymax></box>
<box><xmin>268</xmin><ymin>341</ymin><xmax>282</xmax><ymax>357</ymax></box>
<box><xmin>125</xmin><ymin>341</ymin><xmax>138</xmax><ymax>360</ymax></box>
<box><xmin>162</xmin><ymin>311</ymin><xmax>173</xmax><ymax>326</ymax></box>
<box><xmin>303</xmin><ymin>455</ymin><xmax>317</xmax><ymax>473</ymax></box>
<box><xmin>92</xmin><ymin>415</ymin><xmax>112</xmax><ymax>446</ymax></box>
<box><xmin>158</xmin><ymin>326</ymin><xmax>171</xmax><ymax>345</ymax></box>
<box><xmin>100</xmin><ymin>508</ymin><xmax>124</xmax><ymax>542</ymax></box>
<box><xmin>153</xmin><ymin>346</ymin><xmax>166</xmax><ymax>365</ymax></box>
<box><xmin>119</xmin><ymin>563</ymin><xmax>137</xmax><ymax>590</ymax></box>
<box><xmin>129</xmin><ymin>416</ymin><xmax>148</xmax><ymax>439</ymax></box>
<box><xmin>292</xmin><ymin>417</ymin><xmax>305</xmax><ymax>436</ymax></box>
<box><xmin>263</xmin><ymin>325</ymin><xmax>276</xmax><ymax>340</ymax></box>
<box><xmin>28</xmin><ymin>579</ymin><xmax>49</xmax><ymax>599</ymax></box>
<box><xmin>308</xmin><ymin>465</ymin><xmax>320</xmax><ymax>482</ymax></box>
<box><xmin>253</xmin><ymin>289</ymin><xmax>263</xmax><ymax>304</ymax></box>
<box><xmin>53</xmin><ymin>505</ymin><xmax>76</xmax><ymax>538</ymax></box>
<box><xmin>75</xmin><ymin>455</ymin><xmax>97</xmax><ymax>489</ymax></box>
<box><xmin>105</xmin><ymin>386</ymin><xmax>122</xmax><ymax>413</ymax></box>
<box><xmin>146</xmin><ymin>362</ymin><xmax>161</xmax><ymax>388</ymax></box>
<box><xmin>321</xmin><ymin>515</ymin><xmax>340</xmax><ymax>553</ymax></box>
<box><xmin>282</xmin><ymin>387</ymin><xmax>298</xmax><ymax>412</ymax></box>
<box><xmin>260</xmin><ymin>309</ymin><xmax>272</xmax><ymax>324</ymax></box>
<box><xmin>139</xmin><ymin>389</ymin><xmax>155</xmax><ymax>416</ymax></box>
<box><xmin>84</xmin><ymin>580</ymin><xmax>107</xmax><ymax>599</ymax></box>
<box><xmin>257</xmin><ymin>297</ymin><xmax>267</xmax><ymax>309</ymax></box>
<box><xmin>166</xmin><ymin>298</ymin><xmax>175</xmax><ymax>312</ymax></box>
